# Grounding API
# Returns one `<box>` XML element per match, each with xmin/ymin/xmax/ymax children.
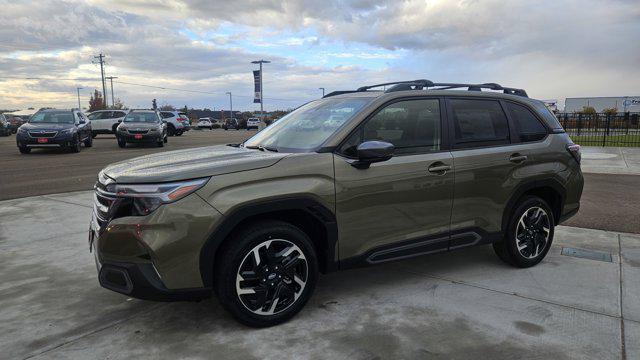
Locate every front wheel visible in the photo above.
<box><xmin>117</xmin><ymin>137</ymin><xmax>126</xmax><ymax>148</ymax></box>
<box><xmin>92</xmin><ymin>132</ymin><xmax>98</xmax><ymax>138</ymax></box>
<box><xmin>84</xmin><ymin>135</ymin><xmax>93</xmax><ymax>147</ymax></box>
<box><xmin>19</xmin><ymin>146</ymin><xmax>31</xmax><ymax>154</ymax></box>
<box><xmin>493</xmin><ymin>196</ymin><xmax>555</xmax><ymax>268</ymax></box>
<box><xmin>214</xmin><ymin>220</ymin><xmax>318</xmax><ymax>327</ymax></box>
<box><xmin>70</xmin><ymin>136</ymin><xmax>81</xmax><ymax>153</ymax></box>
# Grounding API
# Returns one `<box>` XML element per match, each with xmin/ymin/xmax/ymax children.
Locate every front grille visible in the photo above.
<box><xmin>29</xmin><ymin>131</ymin><xmax>58</xmax><ymax>138</ymax></box>
<box><xmin>128</xmin><ymin>129</ymin><xmax>149</xmax><ymax>134</ymax></box>
<box><xmin>94</xmin><ymin>172</ymin><xmax>117</xmax><ymax>228</ymax></box>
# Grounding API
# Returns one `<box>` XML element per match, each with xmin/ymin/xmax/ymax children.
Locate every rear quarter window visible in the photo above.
<box><xmin>505</xmin><ymin>102</ymin><xmax>548</xmax><ymax>142</ymax></box>
<box><xmin>450</xmin><ymin>99</ymin><xmax>510</xmax><ymax>147</ymax></box>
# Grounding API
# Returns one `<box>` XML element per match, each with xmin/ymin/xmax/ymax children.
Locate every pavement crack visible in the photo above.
<box><xmin>21</xmin><ymin>303</ymin><xmax>168</xmax><ymax>360</ymax></box>
<box><xmin>40</xmin><ymin>195</ymin><xmax>92</xmax><ymax>209</ymax></box>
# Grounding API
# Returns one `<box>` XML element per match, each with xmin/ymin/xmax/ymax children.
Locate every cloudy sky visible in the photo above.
<box><xmin>0</xmin><ymin>0</ymin><xmax>638</xmax><ymax>111</ymax></box>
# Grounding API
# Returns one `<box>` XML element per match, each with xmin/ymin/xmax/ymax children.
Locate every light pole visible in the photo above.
<box><xmin>105</xmin><ymin>76</ymin><xmax>118</xmax><ymax>107</ymax></box>
<box><xmin>76</xmin><ymin>87</ymin><xmax>83</xmax><ymax>110</ymax></box>
<box><xmin>319</xmin><ymin>87</ymin><xmax>325</xmax><ymax>97</ymax></box>
<box><xmin>251</xmin><ymin>59</ymin><xmax>270</xmax><ymax>119</ymax></box>
<box><xmin>226</xmin><ymin>92</ymin><xmax>233</xmax><ymax>120</ymax></box>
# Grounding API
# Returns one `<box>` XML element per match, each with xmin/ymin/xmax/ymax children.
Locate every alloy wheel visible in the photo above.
<box><xmin>235</xmin><ymin>239</ymin><xmax>308</xmax><ymax>316</ymax></box>
<box><xmin>515</xmin><ymin>206</ymin><xmax>551</xmax><ymax>259</ymax></box>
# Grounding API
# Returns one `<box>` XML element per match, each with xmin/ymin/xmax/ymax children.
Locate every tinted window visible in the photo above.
<box><xmin>341</xmin><ymin>99</ymin><xmax>441</xmax><ymax>157</ymax></box>
<box><xmin>100</xmin><ymin>111</ymin><xmax>114</xmax><ymax>119</ymax></box>
<box><xmin>160</xmin><ymin>112</ymin><xmax>174</xmax><ymax>118</ymax></box>
<box><xmin>506</xmin><ymin>102</ymin><xmax>548</xmax><ymax>142</ymax></box>
<box><xmin>114</xmin><ymin>111</ymin><xmax>127</xmax><ymax>118</ymax></box>
<box><xmin>87</xmin><ymin>112</ymin><xmax>103</xmax><ymax>120</ymax></box>
<box><xmin>30</xmin><ymin>111</ymin><xmax>74</xmax><ymax>124</ymax></box>
<box><xmin>450</xmin><ymin>99</ymin><xmax>509</xmax><ymax>145</ymax></box>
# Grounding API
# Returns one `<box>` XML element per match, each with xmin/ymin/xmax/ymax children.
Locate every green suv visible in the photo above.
<box><xmin>90</xmin><ymin>80</ymin><xmax>583</xmax><ymax>327</ymax></box>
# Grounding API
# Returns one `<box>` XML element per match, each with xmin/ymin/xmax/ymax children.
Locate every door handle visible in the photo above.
<box><xmin>509</xmin><ymin>154</ymin><xmax>528</xmax><ymax>163</ymax></box>
<box><xmin>428</xmin><ymin>163</ymin><xmax>451</xmax><ymax>174</ymax></box>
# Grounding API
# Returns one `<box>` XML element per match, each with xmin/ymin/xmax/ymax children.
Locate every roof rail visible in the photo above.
<box><xmin>324</xmin><ymin>79</ymin><xmax>528</xmax><ymax>98</ymax></box>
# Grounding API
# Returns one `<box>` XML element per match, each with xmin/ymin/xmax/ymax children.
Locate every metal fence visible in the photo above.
<box><xmin>556</xmin><ymin>112</ymin><xmax>640</xmax><ymax>147</ymax></box>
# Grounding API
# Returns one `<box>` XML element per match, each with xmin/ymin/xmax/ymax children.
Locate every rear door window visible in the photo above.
<box><xmin>505</xmin><ymin>102</ymin><xmax>548</xmax><ymax>142</ymax></box>
<box><xmin>449</xmin><ymin>99</ymin><xmax>510</xmax><ymax>147</ymax></box>
<box><xmin>113</xmin><ymin>111</ymin><xmax>126</xmax><ymax>118</ymax></box>
<box><xmin>161</xmin><ymin>112</ymin><xmax>174</xmax><ymax>118</ymax></box>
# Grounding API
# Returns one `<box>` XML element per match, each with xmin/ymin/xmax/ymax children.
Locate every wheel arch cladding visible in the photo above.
<box><xmin>199</xmin><ymin>197</ymin><xmax>338</xmax><ymax>287</ymax></box>
<box><xmin>501</xmin><ymin>179</ymin><xmax>565</xmax><ymax>233</ymax></box>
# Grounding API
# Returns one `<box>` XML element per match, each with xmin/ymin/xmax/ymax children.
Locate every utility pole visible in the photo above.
<box><xmin>319</xmin><ymin>87</ymin><xmax>325</xmax><ymax>97</ymax></box>
<box><xmin>76</xmin><ymin>87</ymin><xmax>83</xmax><ymax>110</ymax></box>
<box><xmin>251</xmin><ymin>59</ymin><xmax>270</xmax><ymax>119</ymax></box>
<box><xmin>93</xmin><ymin>53</ymin><xmax>107</xmax><ymax>107</ymax></box>
<box><xmin>105</xmin><ymin>76</ymin><xmax>118</xmax><ymax>107</ymax></box>
<box><xmin>226</xmin><ymin>92</ymin><xmax>233</xmax><ymax>120</ymax></box>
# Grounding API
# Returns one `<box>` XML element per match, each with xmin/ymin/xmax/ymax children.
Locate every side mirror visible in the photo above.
<box><xmin>351</xmin><ymin>141</ymin><xmax>394</xmax><ymax>169</ymax></box>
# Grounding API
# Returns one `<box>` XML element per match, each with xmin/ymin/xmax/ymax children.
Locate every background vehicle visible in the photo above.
<box><xmin>160</xmin><ymin>110</ymin><xmax>190</xmax><ymax>136</ymax></box>
<box><xmin>0</xmin><ymin>114</ymin><xmax>11</xmax><ymax>136</ymax></box>
<box><xmin>116</xmin><ymin>109</ymin><xmax>167</xmax><ymax>148</ymax></box>
<box><xmin>197</xmin><ymin>118</ymin><xmax>213</xmax><ymax>130</ymax></box>
<box><xmin>87</xmin><ymin>110</ymin><xmax>128</xmax><ymax>137</ymax></box>
<box><xmin>222</xmin><ymin>118</ymin><xmax>239</xmax><ymax>130</ymax></box>
<box><xmin>7</xmin><ymin>115</ymin><xmax>26</xmax><ymax>133</ymax></box>
<box><xmin>16</xmin><ymin>109</ymin><xmax>92</xmax><ymax>153</ymax></box>
<box><xmin>246</xmin><ymin>117</ymin><xmax>261</xmax><ymax>130</ymax></box>
<box><xmin>91</xmin><ymin>80</ymin><xmax>583</xmax><ymax>327</ymax></box>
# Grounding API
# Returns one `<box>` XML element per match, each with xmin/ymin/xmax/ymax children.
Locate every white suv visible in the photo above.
<box><xmin>159</xmin><ymin>111</ymin><xmax>190</xmax><ymax>136</ymax></box>
<box><xmin>87</xmin><ymin>110</ymin><xmax>128</xmax><ymax>137</ymax></box>
<box><xmin>246</xmin><ymin>117</ymin><xmax>261</xmax><ymax>130</ymax></box>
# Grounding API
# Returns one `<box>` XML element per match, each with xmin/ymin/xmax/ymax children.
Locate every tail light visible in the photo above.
<box><xmin>566</xmin><ymin>143</ymin><xmax>581</xmax><ymax>164</ymax></box>
<box><xmin>178</xmin><ymin>117</ymin><xmax>188</xmax><ymax>122</ymax></box>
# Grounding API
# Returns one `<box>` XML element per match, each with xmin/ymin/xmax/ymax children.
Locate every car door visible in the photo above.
<box><xmin>446</xmin><ymin>97</ymin><xmax>524</xmax><ymax>246</ymax></box>
<box><xmin>334</xmin><ymin>98</ymin><xmax>454</xmax><ymax>264</ymax></box>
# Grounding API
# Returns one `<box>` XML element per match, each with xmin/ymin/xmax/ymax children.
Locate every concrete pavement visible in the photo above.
<box><xmin>1</xmin><ymin>191</ymin><xmax>639</xmax><ymax>359</ymax></box>
<box><xmin>581</xmin><ymin>146</ymin><xmax>640</xmax><ymax>175</ymax></box>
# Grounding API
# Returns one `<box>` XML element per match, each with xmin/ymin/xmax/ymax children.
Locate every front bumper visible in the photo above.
<box><xmin>117</xmin><ymin>132</ymin><xmax>162</xmax><ymax>142</ymax></box>
<box><xmin>90</xmin><ymin>191</ymin><xmax>222</xmax><ymax>300</ymax></box>
<box><xmin>17</xmin><ymin>132</ymin><xmax>75</xmax><ymax>148</ymax></box>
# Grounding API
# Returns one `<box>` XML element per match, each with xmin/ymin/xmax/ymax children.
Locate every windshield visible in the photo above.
<box><xmin>124</xmin><ymin>112</ymin><xmax>158</xmax><ymax>123</ymax></box>
<box><xmin>29</xmin><ymin>111</ymin><xmax>74</xmax><ymax>124</ymax></box>
<box><xmin>243</xmin><ymin>98</ymin><xmax>370</xmax><ymax>152</ymax></box>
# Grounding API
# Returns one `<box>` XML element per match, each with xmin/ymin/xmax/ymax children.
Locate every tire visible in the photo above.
<box><xmin>19</xmin><ymin>146</ymin><xmax>31</xmax><ymax>154</ymax></box>
<box><xmin>117</xmin><ymin>137</ymin><xmax>126</xmax><ymax>148</ymax></box>
<box><xmin>167</xmin><ymin>124</ymin><xmax>175</xmax><ymax>136</ymax></box>
<box><xmin>175</xmin><ymin>130</ymin><xmax>183</xmax><ymax>136</ymax></box>
<box><xmin>214</xmin><ymin>220</ymin><xmax>318</xmax><ymax>328</ymax></box>
<box><xmin>92</xmin><ymin>132</ymin><xmax>98</xmax><ymax>138</ymax></box>
<box><xmin>84</xmin><ymin>135</ymin><xmax>93</xmax><ymax>147</ymax></box>
<box><xmin>493</xmin><ymin>196</ymin><xmax>555</xmax><ymax>268</ymax></box>
<box><xmin>70</xmin><ymin>136</ymin><xmax>81</xmax><ymax>153</ymax></box>
<box><xmin>163</xmin><ymin>133</ymin><xmax>168</xmax><ymax>143</ymax></box>
<box><xmin>157</xmin><ymin>136</ymin><xmax>164</xmax><ymax>147</ymax></box>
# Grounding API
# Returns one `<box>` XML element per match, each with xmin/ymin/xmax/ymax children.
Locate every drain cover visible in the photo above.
<box><xmin>561</xmin><ymin>247</ymin><xmax>612</xmax><ymax>262</ymax></box>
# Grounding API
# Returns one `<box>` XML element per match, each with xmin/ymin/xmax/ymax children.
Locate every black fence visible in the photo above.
<box><xmin>556</xmin><ymin>112</ymin><xmax>640</xmax><ymax>147</ymax></box>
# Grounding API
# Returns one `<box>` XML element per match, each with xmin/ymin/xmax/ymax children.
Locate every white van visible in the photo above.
<box><xmin>87</xmin><ymin>110</ymin><xmax>128</xmax><ymax>137</ymax></box>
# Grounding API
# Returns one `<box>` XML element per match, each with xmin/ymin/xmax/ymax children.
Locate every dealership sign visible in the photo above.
<box><xmin>253</xmin><ymin>70</ymin><xmax>261</xmax><ymax>104</ymax></box>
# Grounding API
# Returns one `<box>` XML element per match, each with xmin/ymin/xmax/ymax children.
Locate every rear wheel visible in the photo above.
<box><xmin>167</xmin><ymin>124</ymin><xmax>175</xmax><ymax>136</ymax></box>
<box><xmin>214</xmin><ymin>220</ymin><xmax>318</xmax><ymax>328</ymax></box>
<box><xmin>175</xmin><ymin>130</ymin><xmax>183</xmax><ymax>136</ymax></box>
<box><xmin>493</xmin><ymin>196</ymin><xmax>555</xmax><ymax>268</ymax></box>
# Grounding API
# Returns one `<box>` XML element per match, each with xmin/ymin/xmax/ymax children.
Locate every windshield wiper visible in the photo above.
<box><xmin>245</xmin><ymin>145</ymin><xmax>278</xmax><ymax>152</ymax></box>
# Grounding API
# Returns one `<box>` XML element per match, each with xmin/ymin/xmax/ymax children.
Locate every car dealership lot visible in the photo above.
<box><xmin>0</xmin><ymin>191</ymin><xmax>638</xmax><ymax>359</ymax></box>
<box><xmin>0</xmin><ymin>130</ymin><xmax>253</xmax><ymax>200</ymax></box>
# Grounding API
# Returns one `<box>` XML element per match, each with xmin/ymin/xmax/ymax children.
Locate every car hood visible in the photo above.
<box><xmin>102</xmin><ymin>145</ymin><xmax>288</xmax><ymax>183</ymax></box>
<box><xmin>20</xmin><ymin>122</ymin><xmax>75</xmax><ymax>131</ymax></box>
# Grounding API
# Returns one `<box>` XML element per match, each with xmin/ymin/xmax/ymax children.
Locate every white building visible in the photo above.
<box><xmin>564</xmin><ymin>96</ymin><xmax>640</xmax><ymax>113</ymax></box>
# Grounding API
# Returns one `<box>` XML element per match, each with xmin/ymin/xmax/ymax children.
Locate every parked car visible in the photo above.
<box><xmin>246</xmin><ymin>117</ymin><xmax>261</xmax><ymax>130</ymax></box>
<box><xmin>7</xmin><ymin>115</ymin><xmax>26</xmax><ymax>133</ymax></box>
<box><xmin>90</xmin><ymin>80</ymin><xmax>583</xmax><ymax>327</ymax></box>
<box><xmin>87</xmin><ymin>110</ymin><xmax>128</xmax><ymax>137</ymax></box>
<box><xmin>0</xmin><ymin>113</ymin><xmax>11</xmax><ymax>136</ymax></box>
<box><xmin>222</xmin><ymin>118</ymin><xmax>239</xmax><ymax>130</ymax></box>
<box><xmin>197</xmin><ymin>118</ymin><xmax>213</xmax><ymax>130</ymax></box>
<box><xmin>159</xmin><ymin>110</ymin><xmax>190</xmax><ymax>136</ymax></box>
<box><xmin>16</xmin><ymin>108</ymin><xmax>92</xmax><ymax>153</ymax></box>
<box><xmin>116</xmin><ymin>109</ymin><xmax>167</xmax><ymax>148</ymax></box>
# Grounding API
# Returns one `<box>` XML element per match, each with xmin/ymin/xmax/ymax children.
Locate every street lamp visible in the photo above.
<box><xmin>251</xmin><ymin>59</ymin><xmax>270</xmax><ymax>119</ymax></box>
<box><xmin>76</xmin><ymin>87</ymin><xmax>83</xmax><ymax>110</ymax></box>
<box><xmin>319</xmin><ymin>87</ymin><xmax>325</xmax><ymax>97</ymax></box>
<box><xmin>226</xmin><ymin>92</ymin><xmax>233</xmax><ymax>120</ymax></box>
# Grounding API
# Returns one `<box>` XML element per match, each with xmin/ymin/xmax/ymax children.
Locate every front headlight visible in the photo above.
<box><xmin>148</xmin><ymin>127</ymin><xmax>158</xmax><ymax>132</ymax></box>
<box><xmin>60</xmin><ymin>128</ymin><xmax>75</xmax><ymax>134</ymax></box>
<box><xmin>18</xmin><ymin>126</ymin><xmax>27</xmax><ymax>133</ymax></box>
<box><xmin>107</xmin><ymin>178</ymin><xmax>209</xmax><ymax>216</ymax></box>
